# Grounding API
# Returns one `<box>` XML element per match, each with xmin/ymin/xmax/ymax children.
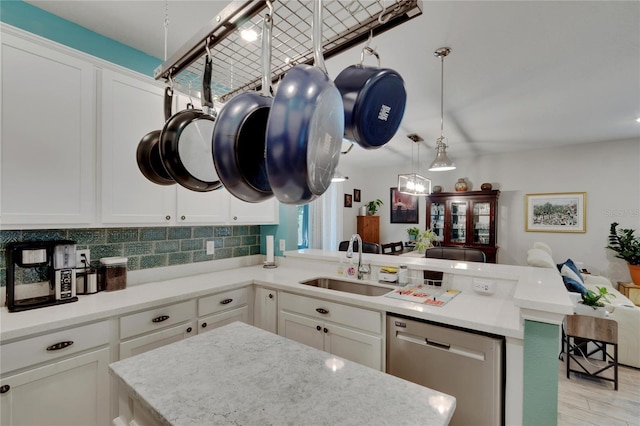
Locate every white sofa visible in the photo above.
<box><xmin>527</xmin><ymin>242</ymin><xmax>640</xmax><ymax>369</ymax></box>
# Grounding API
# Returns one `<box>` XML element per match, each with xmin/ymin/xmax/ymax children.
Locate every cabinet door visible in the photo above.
<box><xmin>1</xmin><ymin>33</ymin><xmax>95</xmax><ymax>226</ymax></box>
<box><xmin>323</xmin><ymin>322</ymin><xmax>383</xmax><ymax>371</ymax></box>
<box><xmin>254</xmin><ymin>287</ymin><xmax>278</xmax><ymax>334</ymax></box>
<box><xmin>197</xmin><ymin>306</ymin><xmax>249</xmax><ymax>334</ymax></box>
<box><xmin>100</xmin><ymin>69</ymin><xmax>175</xmax><ymax>224</ymax></box>
<box><xmin>119</xmin><ymin>322</ymin><xmax>195</xmax><ymax>359</ymax></box>
<box><xmin>448</xmin><ymin>201</ymin><xmax>468</xmax><ymax>244</ymax></box>
<box><xmin>0</xmin><ymin>348</ymin><xmax>110</xmax><ymax>426</ymax></box>
<box><xmin>471</xmin><ymin>200</ymin><xmax>493</xmax><ymax>245</ymax></box>
<box><xmin>229</xmin><ymin>196</ymin><xmax>279</xmax><ymax>224</ymax></box>
<box><xmin>278</xmin><ymin>311</ymin><xmax>324</xmax><ymax>351</ymax></box>
<box><xmin>428</xmin><ymin>202</ymin><xmax>445</xmax><ymax>241</ymax></box>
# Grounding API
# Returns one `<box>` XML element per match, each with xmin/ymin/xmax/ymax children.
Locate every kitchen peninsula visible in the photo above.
<box><xmin>110</xmin><ymin>321</ymin><xmax>456</xmax><ymax>426</ymax></box>
<box><xmin>0</xmin><ymin>249</ymin><xmax>572</xmax><ymax>426</ymax></box>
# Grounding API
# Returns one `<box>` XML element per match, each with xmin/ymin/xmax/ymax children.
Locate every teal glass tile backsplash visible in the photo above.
<box><xmin>0</xmin><ymin>226</ymin><xmax>262</xmax><ymax>287</ymax></box>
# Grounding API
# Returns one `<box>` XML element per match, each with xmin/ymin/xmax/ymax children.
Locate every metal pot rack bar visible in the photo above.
<box><xmin>154</xmin><ymin>0</ymin><xmax>422</xmax><ymax>102</ymax></box>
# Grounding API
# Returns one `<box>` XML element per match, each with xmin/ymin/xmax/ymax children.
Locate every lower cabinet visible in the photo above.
<box><xmin>197</xmin><ymin>287</ymin><xmax>250</xmax><ymax>334</ymax></box>
<box><xmin>278</xmin><ymin>292</ymin><xmax>383</xmax><ymax>370</ymax></box>
<box><xmin>119</xmin><ymin>322</ymin><xmax>196</xmax><ymax>359</ymax></box>
<box><xmin>254</xmin><ymin>287</ymin><xmax>278</xmax><ymax>334</ymax></box>
<box><xmin>0</xmin><ymin>347</ymin><xmax>110</xmax><ymax>426</ymax></box>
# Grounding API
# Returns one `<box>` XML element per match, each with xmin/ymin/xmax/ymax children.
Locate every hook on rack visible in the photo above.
<box><xmin>378</xmin><ymin>0</ymin><xmax>400</xmax><ymax>24</ymax></box>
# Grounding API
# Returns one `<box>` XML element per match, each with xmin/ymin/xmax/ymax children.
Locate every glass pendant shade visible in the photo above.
<box><xmin>429</xmin><ymin>140</ymin><xmax>456</xmax><ymax>171</ymax></box>
<box><xmin>331</xmin><ymin>169</ymin><xmax>348</xmax><ymax>182</ymax></box>
<box><xmin>398</xmin><ymin>173</ymin><xmax>431</xmax><ymax>195</ymax></box>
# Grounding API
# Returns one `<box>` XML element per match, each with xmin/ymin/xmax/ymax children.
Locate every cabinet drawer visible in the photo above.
<box><xmin>198</xmin><ymin>306</ymin><xmax>249</xmax><ymax>334</ymax></box>
<box><xmin>198</xmin><ymin>287</ymin><xmax>248</xmax><ymax>316</ymax></box>
<box><xmin>119</xmin><ymin>322</ymin><xmax>196</xmax><ymax>359</ymax></box>
<box><xmin>279</xmin><ymin>292</ymin><xmax>382</xmax><ymax>334</ymax></box>
<box><xmin>120</xmin><ymin>300</ymin><xmax>196</xmax><ymax>339</ymax></box>
<box><xmin>0</xmin><ymin>321</ymin><xmax>110</xmax><ymax>374</ymax></box>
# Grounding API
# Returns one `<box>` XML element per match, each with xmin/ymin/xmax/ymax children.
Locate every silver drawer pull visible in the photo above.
<box><xmin>425</xmin><ymin>338</ymin><xmax>450</xmax><ymax>350</ymax></box>
<box><xmin>152</xmin><ymin>315</ymin><xmax>170</xmax><ymax>323</ymax></box>
<box><xmin>46</xmin><ymin>341</ymin><xmax>74</xmax><ymax>351</ymax></box>
<box><xmin>220</xmin><ymin>298</ymin><xmax>233</xmax><ymax>305</ymax></box>
<box><xmin>316</xmin><ymin>308</ymin><xmax>329</xmax><ymax>314</ymax></box>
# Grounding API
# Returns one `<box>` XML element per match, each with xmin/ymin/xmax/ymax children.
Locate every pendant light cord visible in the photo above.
<box><xmin>440</xmin><ymin>53</ymin><xmax>444</xmax><ymax>139</ymax></box>
<box><xmin>164</xmin><ymin>1</ymin><xmax>169</xmax><ymax>61</ymax></box>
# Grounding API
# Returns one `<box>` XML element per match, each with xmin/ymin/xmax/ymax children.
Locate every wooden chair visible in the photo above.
<box><xmin>564</xmin><ymin>314</ymin><xmax>618</xmax><ymax>390</ymax></box>
<box><xmin>338</xmin><ymin>241</ymin><xmax>381</xmax><ymax>254</ymax></box>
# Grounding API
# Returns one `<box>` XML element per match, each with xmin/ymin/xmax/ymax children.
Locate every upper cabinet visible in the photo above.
<box><xmin>0</xmin><ymin>32</ymin><xmax>95</xmax><ymax>227</ymax></box>
<box><xmin>426</xmin><ymin>190</ymin><xmax>500</xmax><ymax>263</ymax></box>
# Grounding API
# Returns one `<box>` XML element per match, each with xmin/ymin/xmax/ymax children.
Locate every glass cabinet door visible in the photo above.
<box><xmin>473</xmin><ymin>202</ymin><xmax>491</xmax><ymax>244</ymax></box>
<box><xmin>450</xmin><ymin>202</ymin><xmax>467</xmax><ymax>243</ymax></box>
<box><xmin>429</xmin><ymin>202</ymin><xmax>445</xmax><ymax>241</ymax></box>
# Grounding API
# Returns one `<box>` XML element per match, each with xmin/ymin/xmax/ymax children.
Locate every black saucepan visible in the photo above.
<box><xmin>265</xmin><ymin>0</ymin><xmax>344</xmax><ymax>205</ymax></box>
<box><xmin>334</xmin><ymin>45</ymin><xmax>407</xmax><ymax>149</ymax></box>
<box><xmin>159</xmin><ymin>54</ymin><xmax>221</xmax><ymax>192</ymax></box>
<box><xmin>136</xmin><ymin>87</ymin><xmax>176</xmax><ymax>186</ymax></box>
<box><xmin>212</xmin><ymin>9</ymin><xmax>274</xmax><ymax>203</ymax></box>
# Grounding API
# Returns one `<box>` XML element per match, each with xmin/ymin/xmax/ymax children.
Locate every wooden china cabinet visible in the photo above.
<box><xmin>426</xmin><ymin>190</ymin><xmax>500</xmax><ymax>263</ymax></box>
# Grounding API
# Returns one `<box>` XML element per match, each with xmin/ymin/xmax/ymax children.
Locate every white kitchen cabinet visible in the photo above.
<box><xmin>229</xmin><ymin>196</ymin><xmax>279</xmax><ymax>224</ymax></box>
<box><xmin>197</xmin><ymin>287</ymin><xmax>250</xmax><ymax>333</ymax></box>
<box><xmin>100</xmin><ymin>69</ymin><xmax>176</xmax><ymax>225</ymax></box>
<box><xmin>119</xmin><ymin>322</ymin><xmax>196</xmax><ymax>359</ymax></box>
<box><xmin>278</xmin><ymin>292</ymin><xmax>383</xmax><ymax>370</ymax></box>
<box><xmin>0</xmin><ymin>31</ymin><xmax>95</xmax><ymax>227</ymax></box>
<box><xmin>0</xmin><ymin>321</ymin><xmax>111</xmax><ymax>426</ymax></box>
<box><xmin>254</xmin><ymin>286</ymin><xmax>278</xmax><ymax>334</ymax></box>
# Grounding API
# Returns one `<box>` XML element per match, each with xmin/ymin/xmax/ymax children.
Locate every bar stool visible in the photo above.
<box><xmin>564</xmin><ymin>314</ymin><xmax>618</xmax><ymax>390</ymax></box>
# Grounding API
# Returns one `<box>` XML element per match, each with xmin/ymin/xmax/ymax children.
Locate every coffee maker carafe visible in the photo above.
<box><xmin>5</xmin><ymin>240</ymin><xmax>78</xmax><ymax>312</ymax></box>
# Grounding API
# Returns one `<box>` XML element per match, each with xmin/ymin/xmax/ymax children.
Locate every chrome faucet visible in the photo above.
<box><xmin>346</xmin><ymin>233</ymin><xmax>371</xmax><ymax>280</ymax></box>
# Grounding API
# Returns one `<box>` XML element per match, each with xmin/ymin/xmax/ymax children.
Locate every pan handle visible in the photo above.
<box><xmin>312</xmin><ymin>0</ymin><xmax>328</xmax><ymax>74</ymax></box>
<box><xmin>202</xmin><ymin>51</ymin><xmax>214</xmax><ymax>112</ymax></box>
<box><xmin>261</xmin><ymin>5</ymin><xmax>273</xmax><ymax>98</ymax></box>
<box><xmin>163</xmin><ymin>86</ymin><xmax>173</xmax><ymax>122</ymax></box>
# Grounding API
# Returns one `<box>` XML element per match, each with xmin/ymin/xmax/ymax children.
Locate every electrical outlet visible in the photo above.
<box><xmin>206</xmin><ymin>241</ymin><xmax>215</xmax><ymax>255</ymax></box>
<box><xmin>76</xmin><ymin>249</ymin><xmax>90</xmax><ymax>267</ymax></box>
<box><xmin>472</xmin><ymin>278</ymin><xmax>496</xmax><ymax>295</ymax></box>
<box><xmin>279</xmin><ymin>239</ymin><xmax>286</xmax><ymax>252</ymax></box>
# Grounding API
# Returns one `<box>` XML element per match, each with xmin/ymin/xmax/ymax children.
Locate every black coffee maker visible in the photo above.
<box><xmin>5</xmin><ymin>240</ymin><xmax>78</xmax><ymax>312</ymax></box>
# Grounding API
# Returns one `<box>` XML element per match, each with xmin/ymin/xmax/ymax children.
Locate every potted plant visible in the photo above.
<box><xmin>576</xmin><ymin>286</ymin><xmax>615</xmax><ymax>317</ymax></box>
<box><xmin>366</xmin><ymin>199</ymin><xmax>383</xmax><ymax>215</ymax></box>
<box><xmin>607</xmin><ymin>222</ymin><xmax>640</xmax><ymax>285</ymax></box>
<box><xmin>407</xmin><ymin>227</ymin><xmax>420</xmax><ymax>242</ymax></box>
<box><xmin>414</xmin><ymin>229</ymin><xmax>438</xmax><ymax>254</ymax></box>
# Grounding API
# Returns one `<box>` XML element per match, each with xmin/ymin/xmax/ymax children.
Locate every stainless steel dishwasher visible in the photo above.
<box><xmin>386</xmin><ymin>314</ymin><xmax>504</xmax><ymax>426</ymax></box>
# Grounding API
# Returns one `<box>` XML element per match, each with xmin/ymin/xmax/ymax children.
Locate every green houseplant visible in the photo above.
<box><xmin>580</xmin><ymin>286</ymin><xmax>615</xmax><ymax>309</ymax></box>
<box><xmin>607</xmin><ymin>222</ymin><xmax>640</xmax><ymax>284</ymax></box>
<box><xmin>414</xmin><ymin>229</ymin><xmax>438</xmax><ymax>254</ymax></box>
<box><xmin>407</xmin><ymin>227</ymin><xmax>420</xmax><ymax>241</ymax></box>
<box><xmin>366</xmin><ymin>199</ymin><xmax>383</xmax><ymax>215</ymax></box>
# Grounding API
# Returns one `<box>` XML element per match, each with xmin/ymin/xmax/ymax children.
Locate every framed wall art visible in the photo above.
<box><xmin>390</xmin><ymin>187</ymin><xmax>419</xmax><ymax>224</ymax></box>
<box><xmin>344</xmin><ymin>193</ymin><xmax>353</xmax><ymax>208</ymax></box>
<box><xmin>525</xmin><ymin>192</ymin><xmax>586</xmax><ymax>233</ymax></box>
<box><xmin>353</xmin><ymin>188</ymin><xmax>361</xmax><ymax>202</ymax></box>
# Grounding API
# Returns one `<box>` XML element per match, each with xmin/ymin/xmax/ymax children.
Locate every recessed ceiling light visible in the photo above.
<box><xmin>240</xmin><ymin>29</ymin><xmax>258</xmax><ymax>42</ymax></box>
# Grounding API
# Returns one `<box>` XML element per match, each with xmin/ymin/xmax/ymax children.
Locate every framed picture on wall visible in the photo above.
<box><xmin>353</xmin><ymin>188</ymin><xmax>361</xmax><ymax>202</ymax></box>
<box><xmin>390</xmin><ymin>187</ymin><xmax>419</xmax><ymax>224</ymax></box>
<box><xmin>525</xmin><ymin>192</ymin><xmax>586</xmax><ymax>232</ymax></box>
<box><xmin>344</xmin><ymin>193</ymin><xmax>353</xmax><ymax>208</ymax></box>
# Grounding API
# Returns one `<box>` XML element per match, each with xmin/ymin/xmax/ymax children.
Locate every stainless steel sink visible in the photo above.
<box><xmin>300</xmin><ymin>277</ymin><xmax>393</xmax><ymax>296</ymax></box>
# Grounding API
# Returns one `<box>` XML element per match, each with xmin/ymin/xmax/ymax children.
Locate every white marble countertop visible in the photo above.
<box><xmin>109</xmin><ymin>321</ymin><xmax>456</xmax><ymax>426</ymax></box>
<box><xmin>1</xmin><ymin>250</ymin><xmax>573</xmax><ymax>342</ymax></box>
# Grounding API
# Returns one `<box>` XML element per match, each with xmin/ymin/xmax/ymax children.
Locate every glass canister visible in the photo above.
<box><xmin>99</xmin><ymin>257</ymin><xmax>128</xmax><ymax>291</ymax></box>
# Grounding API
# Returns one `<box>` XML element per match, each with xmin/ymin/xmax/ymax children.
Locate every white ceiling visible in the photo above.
<box><xmin>24</xmin><ymin>0</ymin><xmax>640</xmax><ymax>168</ymax></box>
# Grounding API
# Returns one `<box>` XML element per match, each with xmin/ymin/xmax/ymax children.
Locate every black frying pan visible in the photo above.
<box><xmin>159</xmin><ymin>54</ymin><xmax>222</xmax><ymax>192</ymax></box>
<box><xmin>334</xmin><ymin>45</ymin><xmax>407</xmax><ymax>149</ymax></box>
<box><xmin>212</xmin><ymin>8</ymin><xmax>274</xmax><ymax>203</ymax></box>
<box><xmin>136</xmin><ymin>87</ymin><xmax>176</xmax><ymax>186</ymax></box>
<box><xmin>265</xmin><ymin>0</ymin><xmax>344</xmax><ymax>205</ymax></box>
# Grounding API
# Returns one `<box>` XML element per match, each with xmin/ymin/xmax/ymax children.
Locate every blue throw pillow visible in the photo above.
<box><xmin>557</xmin><ymin>259</ymin><xmax>584</xmax><ymax>283</ymax></box>
<box><xmin>561</xmin><ymin>275</ymin><xmax>587</xmax><ymax>295</ymax></box>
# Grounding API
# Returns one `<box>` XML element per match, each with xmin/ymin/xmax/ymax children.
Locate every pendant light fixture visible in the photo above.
<box><xmin>429</xmin><ymin>47</ymin><xmax>456</xmax><ymax>172</ymax></box>
<box><xmin>397</xmin><ymin>133</ymin><xmax>431</xmax><ymax>195</ymax></box>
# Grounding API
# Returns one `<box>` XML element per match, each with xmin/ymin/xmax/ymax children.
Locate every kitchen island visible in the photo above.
<box><xmin>109</xmin><ymin>321</ymin><xmax>456</xmax><ymax>426</ymax></box>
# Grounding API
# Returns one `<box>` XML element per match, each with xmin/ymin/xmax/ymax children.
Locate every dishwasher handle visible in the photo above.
<box><xmin>425</xmin><ymin>338</ymin><xmax>450</xmax><ymax>350</ymax></box>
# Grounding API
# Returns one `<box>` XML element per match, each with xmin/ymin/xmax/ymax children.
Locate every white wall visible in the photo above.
<box><xmin>338</xmin><ymin>138</ymin><xmax>640</xmax><ymax>282</ymax></box>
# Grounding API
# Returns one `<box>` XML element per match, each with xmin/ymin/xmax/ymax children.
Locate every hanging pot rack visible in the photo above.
<box><xmin>154</xmin><ymin>0</ymin><xmax>422</xmax><ymax>102</ymax></box>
